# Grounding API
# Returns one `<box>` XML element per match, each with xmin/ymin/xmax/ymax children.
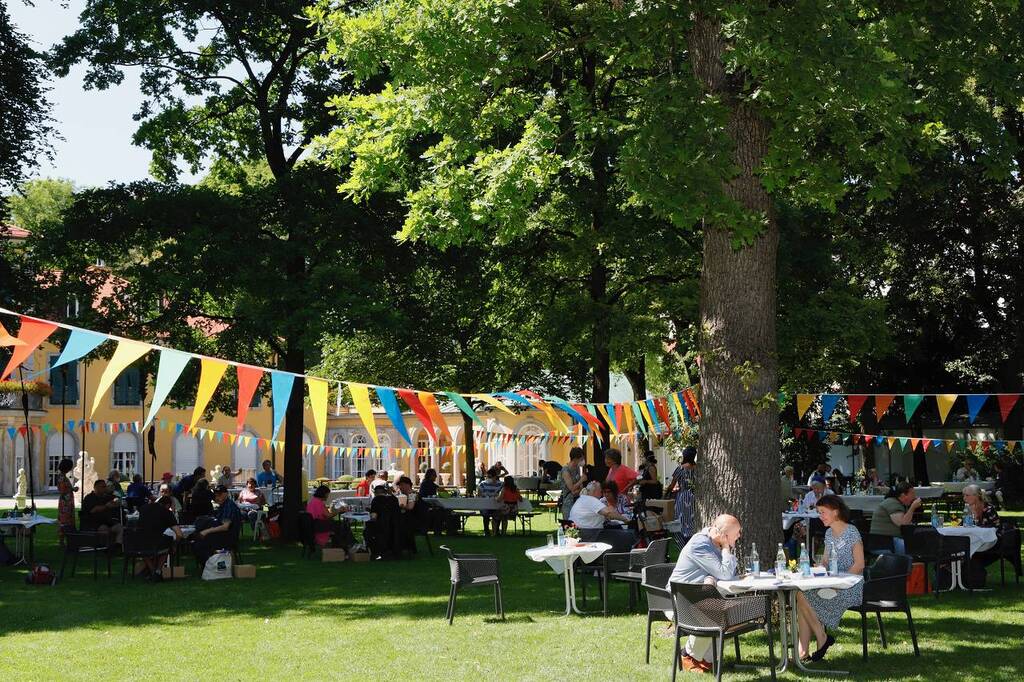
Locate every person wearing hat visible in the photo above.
<box><xmin>191</xmin><ymin>484</ymin><xmax>243</xmax><ymax>565</ymax></box>
<box><xmin>668</xmin><ymin>446</ymin><xmax>698</xmax><ymax>543</ymax></box>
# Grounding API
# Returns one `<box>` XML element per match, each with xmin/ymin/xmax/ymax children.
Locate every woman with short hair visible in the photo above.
<box><xmin>559</xmin><ymin>447</ymin><xmax>588</xmax><ymax>520</ymax></box>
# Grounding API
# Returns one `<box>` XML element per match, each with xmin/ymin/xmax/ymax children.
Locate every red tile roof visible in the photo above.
<box><xmin>1</xmin><ymin>223</ymin><xmax>31</xmax><ymax>239</ymax></box>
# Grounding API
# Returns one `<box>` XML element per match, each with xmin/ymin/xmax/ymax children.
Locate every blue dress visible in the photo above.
<box><xmin>805</xmin><ymin>524</ymin><xmax>864</xmax><ymax>629</ymax></box>
<box><xmin>670</xmin><ymin>465</ymin><xmax>696</xmax><ymax>537</ymax></box>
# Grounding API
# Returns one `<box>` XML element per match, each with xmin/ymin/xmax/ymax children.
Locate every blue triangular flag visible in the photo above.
<box><xmin>966</xmin><ymin>394</ymin><xmax>989</xmax><ymax>424</ymax></box>
<box><xmin>376</xmin><ymin>387</ymin><xmax>413</xmax><ymax>446</ymax></box>
<box><xmin>270</xmin><ymin>371</ymin><xmax>295</xmax><ymax>440</ymax></box>
<box><xmin>821</xmin><ymin>394</ymin><xmax>840</xmax><ymax>423</ymax></box>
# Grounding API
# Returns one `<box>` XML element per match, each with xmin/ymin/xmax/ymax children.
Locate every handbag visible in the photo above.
<box><xmin>201</xmin><ymin>550</ymin><xmax>233</xmax><ymax>581</ymax></box>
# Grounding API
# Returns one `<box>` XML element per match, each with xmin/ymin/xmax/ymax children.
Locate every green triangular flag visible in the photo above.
<box><xmin>903</xmin><ymin>394</ymin><xmax>924</xmax><ymax>423</ymax></box>
<box><xmin>897</xmin><ymin>437</ymin><xmax>909</xmax><ymax>450</ymax></box>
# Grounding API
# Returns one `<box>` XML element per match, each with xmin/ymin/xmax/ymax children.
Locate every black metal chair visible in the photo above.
<box><xmin>575</xmin><ymin>528</ymin><xmax>640</xmax><ymax>613</ymax></box>
<box><xmin>298</xmin><ymin>511</ymin><xmax>318</xmax><ymax>558</ymax></box>
<box><xmin>121</xmin><ymin>527</ymin><xmax>166</xmax><ymax>583</ymax></box>
<box><xmin>440</xmin><ymin>545</ymin><xmax>504</xmax><ymax>624</ymax></box>
<box><xmin>641</xmin><ymin>563</ymin><xmax>676</xmax><ymax>664</ymax></box>
<box><xmin>864</xmin><ymin>533</ymin><xmax>895</xmax><ymax>557</ymax></box>
<box><xmin>900</xmin><ymin>525</ymin><xmax>941</xmax><ymax>594</ymax></box>
<box><xmin>846</xmin><ymin>553</ymin><xmax>920</xmax><ymax>660</ymax></box>
<box><xmin>59</xmin><ymin>528</ymin><xmax>113</xmax><ymax>580</ymax></box>
<box><xmin>984</xmin><ymin>524</ymin><xmax>1021</xmax><ymax>585</ymax></box>
<box><xmin>669</xmin><ymin>582</ymin><xmax>776</xmax><ymax>682</ymax></box>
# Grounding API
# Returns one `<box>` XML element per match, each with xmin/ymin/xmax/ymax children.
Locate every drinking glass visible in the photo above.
<box><xmin>546</xmin><ymin>534</ymin><xmax>554</xmax><ymax>547</ymax></box>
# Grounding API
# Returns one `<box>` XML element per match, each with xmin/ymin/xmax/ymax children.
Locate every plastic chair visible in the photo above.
<box><xmin>669</xmin><ymin>582</ymin><xmax>776</xmax><ymax>682</ymax></box>
<box><xmin>846</xmin><ymin>553</ymin><xmax>920</xmax><ymax>660</ymax></box>
<box><xmin>440</xmin><ymin>545</ymin><xmax>504</xmax><ymax>624</ymax></box>
<box><xmin>641</xmin><ymin>563</ymin><xmax>675</xmax><ymax>664</ymax></box>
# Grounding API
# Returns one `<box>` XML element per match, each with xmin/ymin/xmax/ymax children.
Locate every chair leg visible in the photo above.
<box><xmin>714</xmin><ymin>634</ymin><xmax>724</xmax><ymax>682</ymax></box>
<box><xmin>601</xmin><ymin>573</ymin><xmax>608</xmax><ymax>616</ymax></box>
<box><xmin>71</xmin><ymin>551</ymin><xmax>79</xmax><ymax>578</ymax></box>
<box><xmin>628</xmin><ymin>582</ymin><xmax>637</xmax><ymax>612</ymax></box>
<box><xmin>645</xmin><ymin>614</ymin><xmax>653</xmax><ymax>664</ymax></box>
<box><xmin>447</xmin><ymin>584</ymin><xmax>457</xmax><ymax>625</ymax></box>
<box><xmin>765</xmin><ymin>605</ymin><xmax>777</xmax><ymax>681</ymax></box>
<box><xmin>92</xmin><ymin>548</ymin><xmax>99</xmax><ymax>580</ymax></box>
<box><xmin>122</xmin><ymin>557</ymin><xmax>129</xmax><ymax>584</ymax></box>
<box><xmin>861</xmin><ymin>611</ymin><xmax>869</xmax><ymax>661</ymax></box>
<box><xmin>734</xmin><ymin>636</ymin><xmax>741</xmax><ymax>662</ymax></box>
<box><xmin>1000</xmin><ymin>557</ymin><xmax>1005</xmax><ymax>586</ymax></box>
<box><xmin>496</xmin><ymin>582</ymin><xmax>505</xmax><ymax>620</ymax></box>
<box><xmin>59</xmin><ymin>551</ymin><xmax>69</xmax><ymax>580</ymax></box>
<box><xmin>671</xmin><ymin>630</ymin><xmax>681</xmax><ymax>682</ymax></box>
<box><xmin>905</xmin><ymin>607</ymin><xmax>920</xmax><ymax>656</ymax></box>
<box><xmin>877</xmin><ymin>611</ymin><xmax>887</xmax><ymax>648</ymax></box>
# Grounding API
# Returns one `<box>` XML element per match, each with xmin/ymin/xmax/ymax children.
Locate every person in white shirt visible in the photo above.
<box><xmin>802</xmin><ymin>480</ymin><xmax>832</xmax><ymax>510</ymax></box>
<box><xmin>569</xmin><ymin>482</ymin><xmax>635</xmax><ymax>546</ymax></box>
<box><xmin>806</xmin><ymin>463</ymin><xmax>829</xmax><ymax>486</ymax></box>
<box><xmin>954</xmin><ymin>459</ymin><xmax>980</xmax><ymax>482</ymax></box>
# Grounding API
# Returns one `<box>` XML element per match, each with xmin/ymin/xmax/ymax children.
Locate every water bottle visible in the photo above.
<box><xmin>799</xmin><ymin>542</ymin><xmax>811</xmax><ymax>577</ymax></box>
<box><xmin>963</xmin><ymin>507</ymin><xmax>974</xmax><ymax>527</ymax></box>
<box><xmin>557</xmin><ymin>525</ymin><xmax>566</xmax><ymax>546</ymax></box>
<box><xmin>828</xmin><ymin>540</ymin><xmax>839</xmax><ymax>575</ymax></box>
<box><xmin>930</xmin><ymin>504</ymin><xmax>940</xmax><ymax>529</ymax></box>
<box><xmin>775</xmin><ymin>543</ymin><xmax>787</xmax><ymax>576</ymax></box>
<box><xmin>750</xmin><ymin>543</ymin><xmax>760</xmax><ymax>575</ymax></box>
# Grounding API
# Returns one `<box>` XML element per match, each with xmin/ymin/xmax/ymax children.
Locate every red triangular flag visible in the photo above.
<box><xmin>875</xmin><ymin>395</ymin><xmax>895</xmax><ymax>419</ymax></box>
<box><xmin>998</xmin><ymin>394</ymin><xmax>1020</xmax><ymax>423</ymax></box>
<box><xmin>1</xmin><ymin>317</ymin><xmax>59</xmax><ymax>380</ymax></box>
<box><xmin>236</xmin><ymin>366</ymin><xmax>263</xmax><ymax>434</ymax></box>
<box><xmin>846</xmin><ymin>395</ymin><xmax>868</xmax><ymax>423</ymax></box>
<box><xmin>397</xmin><ymin>389</ymin><xmax>437</xmax><ymax>443</ymax></box>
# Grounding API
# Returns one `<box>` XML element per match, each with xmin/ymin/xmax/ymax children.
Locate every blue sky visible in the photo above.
<box><xmin>11</xmin><ymin>1</ymin><xmax>196</xmax><ymax>188</ymax></box>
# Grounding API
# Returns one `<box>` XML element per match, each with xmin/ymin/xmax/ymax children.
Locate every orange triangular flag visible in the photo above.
<box><xmin>0</xmin><ymin>321</ymin><xmax>26</xmax><ymax>347</ymax></box>
<box><xmin>1</xmin><ymin>317</ymin><xmax>59</xmax><ymax>379</ymax></box>
<box><xmin>875</xmin><ymin>395</ymin><xmax>895</xmax><ymax>419</ymax></box>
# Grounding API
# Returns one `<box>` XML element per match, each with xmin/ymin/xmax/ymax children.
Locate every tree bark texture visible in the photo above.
<box><xmin>463</xmin><ymin>410</ymin><xmax>477</xmax><ymax>495</ymax></box>
<box><xmin>624</xmin><ymin>356</ymin><xmax>649</xmax><ymax>453</ymax></box>
<box><xmin>688</xmin><ymin>14</ymin><xmax>782</xmax><ymax>554</ymax></box>
<box><xmin>281</xmin><ymin>346</ymin><xmax>305</xmax><ymax>541</ymax></box>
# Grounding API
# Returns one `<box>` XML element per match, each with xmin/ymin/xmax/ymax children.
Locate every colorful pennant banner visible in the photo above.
<box><xmin>790</xmin><ymin>427</ymin><xmax>1020</xmax><ymax>454</ymax></box>
<box><xmin>796</xmin><ymin>392</ymin><xmax>1021</xmax><ymax>426</ymax></box>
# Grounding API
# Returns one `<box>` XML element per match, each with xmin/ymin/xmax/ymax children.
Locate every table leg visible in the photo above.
<box><xmin>561</xmin><ymin>558</ymin><xmax>573</xmax><ymax>616</ymax></box>
<box><xmin>790</xmin><ymin>589</ymin><xmax>849</xmax><ymax>675</ymax></box>
<box><xmin>776</xmin><ymin>590</ymin><xmax>790</xmax><ymax>673</ymax></box>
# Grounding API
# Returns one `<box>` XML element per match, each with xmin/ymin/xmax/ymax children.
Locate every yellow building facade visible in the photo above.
<box><xmin>1</xmin><ymin>341</ymin><xmax>622</xmax><ymax>495</ymax></box>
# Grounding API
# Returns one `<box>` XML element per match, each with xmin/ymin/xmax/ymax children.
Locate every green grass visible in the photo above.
<box><xmin>1</xmin><ymin>510</ymin><xmax>1022</xmax><ymax>681</ymax></box>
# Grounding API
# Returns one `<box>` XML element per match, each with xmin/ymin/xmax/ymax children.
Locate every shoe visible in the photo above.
<box><xmin>810</xmin><ymin>634</ymin><xmax>835</xmax><ymax>662</ymax></box>
<box><xmin>681</xmin><ymin>654</ymin><xmax>707</xmax><ymax>673</ymax></box>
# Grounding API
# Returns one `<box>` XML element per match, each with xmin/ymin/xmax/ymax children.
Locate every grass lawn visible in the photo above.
<box><xmin>1</xmin><ymin>509</ymin><xmax>1022</xmax><ymax>681</ymax></box>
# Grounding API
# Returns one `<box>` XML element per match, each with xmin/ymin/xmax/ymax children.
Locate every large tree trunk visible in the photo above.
<box><xmin>463</xmin><ymin>410</ymin><xmax>477</xmax><ymax>495</ymax></box>
<box><xmin>688</xmin><ymin>15</ymin><xmax>781</xmax><ymax>556</ymax></box>
<box><xmin>282</xmin><ymin>346</ymin><xmax>305</xmax><ymax>541</ymax></box>
<box><xmin>624</xmin><ymin>356</ymin><xmax>649</xmax><ymax>453</ymax></box>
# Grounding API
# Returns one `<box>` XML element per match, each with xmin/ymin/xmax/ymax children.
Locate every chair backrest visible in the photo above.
<box><xmin>900</xmin><ymin>525</ymin><xmax>939</xmax><ymax>557</ymax></box>
<box><xmin>297</xmin><ymin>511</ymin><xmax>315</xmax><ymax>548</ymax></box>
<box><xmin>439</xmin><ymin>545</ymin><xmax>460</xmax><ymax>583</ymax></box>
<box><xmin>864</xmin><ymin>553</ymin><xmax>911</xmax><ymax>603</ymax></box>
<box><xmin>864</xmin><ymin>533</ymin><xmax>895</xmax><ymax>554</ymax></box>
<box><xmin>998</xmin><ymin>528</ymin><xmax>1022</xmax><ymax>572</ymax></box>
<box><xmin>591</xmin><ymin>528</ymin><xmax>636</xmax><ymax>553</ymax></box>
<box><xmin>123</xmin><ymin>527</ymin><xmax>155</xmax><ymax>554</ymax></box>
<box><xmin>634</xmin><ymin>538</ymin><xmax>669</xmax><ymax>569</ymax></box>
<box><xmin>669</xmin><ymin>581</ymin><xmax>724</xmax><ymax>630</ymax></box>
<box><xmin>641</xmin><ymin>563</ymin><xmax>675</xmax><ymax>612</ymax></box>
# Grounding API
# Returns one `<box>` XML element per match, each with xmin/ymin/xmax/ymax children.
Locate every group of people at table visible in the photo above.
<box><xmin>53</xmin><ymin>458</ymin><xmax>277</xmax><ymax>581</ymax></box>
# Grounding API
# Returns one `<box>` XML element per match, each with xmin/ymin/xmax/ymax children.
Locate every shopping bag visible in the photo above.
<box><xmin>201</xmin><ymin>550</ymin><xmax>233</xmax><ymax>580</ymax></box>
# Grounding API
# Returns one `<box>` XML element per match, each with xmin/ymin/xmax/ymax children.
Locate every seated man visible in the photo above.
<box><xmin>395</xmin><ymin>476</ymin><xmax>427</xmax><ymax>552</ymax></box>
<box><xmin>191</xmin><ymin>485</ymin><xmax>242</xmax><ymax>566</ymax></box>
<box><xmin>806</xmin><ymin>463</ymin><xmax>829</xmax><ymax>486</ymax></box>
<box><xmin>541</xmin><ymin>458</ymin><xmax>563</xmax><ymax>484</ymax></box>
<box><xmin>137</xmin><ymin>495</ymin><xmax>182</xmax><ymax>581</ymax></box>
<box><xmin>669</xmin><ymin>514</ymin><xmax>742</xmax><ymax>673</ymax></box>
<box><xmin>954</xmin><ymin>458</ymin><xmax>980</xmax><ymax>482</ymax></box>
<box><xmin>157</xmin><ymin>483</ymin><xmax>182</xmax><ymax>514</ymax></box>
<box><xmin>365</xmin><ymin>484</ymin><xmax>401</xmax><ymax>559</ymax></box>
<box><xmin>81</xmin><ymin>479</ymin><xmax>124</xmax><ymax>544</ymax></box>
<box><xmin>477</xmin><ymin>467</ymin><xmax>504</xmax><ymax>536</ymax></box>
<box><xmin>354</xmin><ymin>469</ymin><xmax>376</xmax><ymax>497</ymax></box>
<box><xmin>801</xmin><ymin>480</ymin><xmax>832</xmax><ymax>510</ymax></box>
<box><xmin>370</xmin><ymin>470</ymin><xmax>390</xmax><ymax>493</ymax></box>
<box><xmin>217</xmin><ymin>466</ymin><xmax>236</xmax><ymax>488</ymax></box>
<box><xmin>125</xmin><ymin>473</ymin><xmax>154</xmax><ymax>511</ymax></box>
<box><xmin>569</xmin><ymin>481</ymin><xmax>635</xmax><ymax>544</ymax></box>
<box><xmin>869</xmin><ymin>482</ymin><xmax>921</xmax><ymax>554</ymax></box>
<box><xmin>255</xmin><ymin>459</ymin><xmax>280</xmax><ymax>488</ymax></box>
<box><xmin>173</xmin><ymin>466</ymin><xmax>205</xmax><ymax>504</ymax></box>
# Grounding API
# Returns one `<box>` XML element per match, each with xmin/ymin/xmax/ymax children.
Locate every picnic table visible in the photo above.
<box><xmin>718</xmin><ymin>570</ymin><xmax>864</xmax><ymax>676</ymax></box>
<box><xmin>525</xmin><ymin>541</ymin><xmax>612</xmax><ymax>615</ymax></box>
<box><xmin>934</xmin><ymin>481</ymin><xmax>994</xmax><ymax>494</ymax></box>
<box><xmin>0</xmin><ymin>513</ymin><xmax>57</xmax><ymax>564</ymax></box>
<box><xmin>424</xmin><ymin>498</ymin><xmax>533</xmax><ymax>513</ymax></box>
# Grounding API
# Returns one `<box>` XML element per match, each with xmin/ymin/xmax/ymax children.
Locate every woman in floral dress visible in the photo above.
<box><xmin>56</xmin><ymin>458</ymin><xmax>77</xmax><ymax>542</ymax></box>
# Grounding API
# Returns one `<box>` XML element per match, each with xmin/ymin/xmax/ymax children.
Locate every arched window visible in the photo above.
<box><xmin>376</xmin><ymin>433</ymin><xmax>392</xmax><ymax>472</ymax></box>
<box><xmin>351</xmin><ymin>433</ymin><xmax>369</xmax><ymax>477</ymax></box>
<box><xmin>415</xmin><ymin>432</ymin><xmax>430</xmax><ymax>473</ymax></box>
<box><xmin>173</xmin><ymin>432</ymin><xmax>201</xmax><ymax>475</ymax></box>
<box><xmin>45</xmin><ymin>431</ymin><xmax>76</xmax><ymax>489</ymax></box>
<box><xmin>111</xmin><ymin>432</ymin><xmax>139</xmax><ymax>475</ymax></box>
<box><xmin>233</xmin><ymin>428</ymin><xmax>259</xmax><ymax>473</ymax></box>
<box><xmin>328</xmin><ymin>432</ymin><xmax>345</xmax><ymax>478</ymax></box>
<box><xmin>515</xmin><ymin>423</ymin><xmax>548</xmax><ymax>476</ymax></box>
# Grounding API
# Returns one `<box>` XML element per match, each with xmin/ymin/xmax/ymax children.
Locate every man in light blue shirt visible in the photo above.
<box><xmin>670</xmin><ymin>514</ymin><xmax>742</xmax><ymax>671</ymax></box>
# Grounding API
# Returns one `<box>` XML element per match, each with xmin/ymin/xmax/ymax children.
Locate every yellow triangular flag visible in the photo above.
<box><xmin>189</xmin><ymin>358</ymin><xmax>228</xmax><ymax>430</ymax></box>
<box><xmin>0</xmin><ymin>321</ymin><xmax>26</xmax><ymax>347</ymax></box>
<box><xmin>935</xmin><ymin>394</ymin><xmax>957</xmax><ymax>424</ymax></box>
<box><xmin>349</xmin><ymin>383</ymin><xmax>378</xmax><ymax>445</ymax></box>
<box><xmin>796</xmin><ymin>394</ymin><xmax>815</xmax><ymax>419</ymax></box>
<box><xmin>469</xmin><ymin>393</ymin><xmax>516</xmax><ymax>415</ymax></box>
<box><xmin>596</xmin><ymin>403</ymin><xmax>618</xmax><ymax>435</ymax></box>
<box><xmin>886</xmin><ymin>437</ymin><xmax>897</xmax><ymax>449</ymax></box>
<box><xmin>90</xmin><ymin>339</ymin><xmax>151</xmax><ymax>416</ymax></box>
<box><xmin>637</xmin><ymin>400</ymin><xmax>658</xmax><ymax>433</ymax></box>
<box><xmin>308</xmin><ymin>377</ymin><xmax>329</xmax><ymax>445</ymax></box>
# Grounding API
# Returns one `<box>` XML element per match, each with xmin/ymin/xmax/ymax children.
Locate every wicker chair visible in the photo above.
<box><xmin>59</xmin><ymin>528</ymin><xmax>113</xmax><ymax>580</ymax></box>
<box><xmin>846</xmin><ymin>553</ymin><xmax>920</xmax><ymax>660</ymax></box>
<box><xmin>641</xmin><ymin>563</ymin><xmax>676</xmax><ymax>664</ymax></box>
<box><xmin>440</xmin><ymin>545</ymin><xmax>504</xmax><ymax>624</ymax></box>
<box><xmin>606</xmin><ymin>538</ymin><xmax>670</xmax><ymax>614</ymax></box>
<box><xmin>669</xmin><ymin>582</ymin><xmax>776</xmax><ymax>682</ymax></box>
<box><xmin>575</xmin><ymin>528</ymin><xmax>641</xmax><ymax>614</ymax></box>
<box><xmin>121</xmin><ymin>527</ymin><xmax>166</xmax><ymax>583</ymax></box>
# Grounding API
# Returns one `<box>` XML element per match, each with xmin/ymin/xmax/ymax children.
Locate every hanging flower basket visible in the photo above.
<box><xmin>0</xmin><ymin>380</ymin><xmax>52</xmax><ymax>397</ymax></box>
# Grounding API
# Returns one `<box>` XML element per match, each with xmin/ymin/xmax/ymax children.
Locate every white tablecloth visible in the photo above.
<box><xmin>935</xmin><ymin>481</ymin><xmax>994</xmax><ymax>494</ymax></box>
<box><xmin>0</xmin><ymin>515</ymin><xmax>57</xmax><ymax>530</ymax></box>
<box><xmin>164</xmin><ymin>524</ymin><xmax>196</xmax><ymax>538</ymax></box>
<box><xmin>545</xmin><ymin>490</ymin><xmax>562</xmax><ymax>501</ymax></box>
<box><xmin>915</xmin><ymin>486</ymin><xmax>944</xmax><ymax>499</ymax></box>
<box><xmin>331</xmin><ymin>495</ymin><xmax>372</xmax><ymax>510</ymax></box>
<box><xmin>782</xmin><ymin>511</ymin><xmax>818</xmax><ymax>530</ymax></box>
<box><xmin>936</xmin><ymin>526</ymin><xmax>999</xmax><ymax>556</ymax></box>
<box><xmin>426</xmin><ymin>498</ymin><xmax>533</xmax><ymax>512</ymax></box>
<box><xmin>525</xmin><ymin>542</ymin><xmax>611</xmax><ymax>575</ymax></box>
<box><xmin>341</xmin><ymin>511</ymin><xmax>370</xmax><ymax>523</ymax></box>
<box><xmin>718</xmin><ymin>572</ymin><xmax>863</xmax><ymax>595</ymax></box>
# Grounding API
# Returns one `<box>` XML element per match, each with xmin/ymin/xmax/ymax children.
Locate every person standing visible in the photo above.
<box><xmin>669</xmin><ymin>447</ymin><xmax>697</xmax><ymax>542</ymax></box>
<box><xmin>559</xmin><ymin>447</ymin><xmax>587</xmax><ymax>520</ymax></box>
<box><xmin>636</xmin><ymin>451</ymin><xmax>663</xmax><ymax>504</ymax></box>
<box><xmin>56</xmin><ymin>458</ymin><xmax>78</xmax><ymax>542</ymax></box>
<box><xmin>255</xmin><ymin>460</ymin><xmax>280</xmax><ymax>487</ymax></box>
<box><xmin>604</xmin><ymin>448</ymin><xmax>638</xmax><ymax>496</ymax></box>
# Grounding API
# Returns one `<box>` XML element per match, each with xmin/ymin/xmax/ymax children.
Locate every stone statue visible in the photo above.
<box><xmin>74</xmin><ymin>451</ymin><xmax>99</xmax><ymax>494</ymax></box>
<box><xmin>211</xmin><ymin>464</ymin><xmax>222</xmax><ymax>484</ymax></box>
<box><xmin>14</xmin><ymin>468</ymin><xmax>27</xmax><ymax>508</ymax></box>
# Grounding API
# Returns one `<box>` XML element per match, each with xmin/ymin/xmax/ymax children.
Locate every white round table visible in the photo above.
<box><xmin>935</xmin><ymin>525</ymin><xmax>999</xmax><ymax>591</ymax></box>
<box><xmin>525</xmin><ymin>541</ymin><xmax>611</xmax><ymax>615</ymax></box>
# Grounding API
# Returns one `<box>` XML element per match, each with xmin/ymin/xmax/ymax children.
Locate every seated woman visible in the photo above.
<box><xmin>418</xmin><ymin>468</ymin><xmax>439</xmax><ymax>498</ymax></box>
<box><xmin>185</xmin><ymin>478</ymin><xmax>214</xmax><ymax>520</ymax></box>
<box><xmin>601</xmin><ymin>480</ymin><xmax>634</xmax><ymax>521</ymax></box>
<box><xmin>306</xmin><ymin>484</ymin><xmax>355</xmax><ymax>555</ymax></box>
<box><xmin>495</xmin><ymin>476</ymin><xmax>522</xmax><ymax>537</ymax></box>
<box><xmin>237</xmin><ymin>477</ymin><xmax>268</xmax><ymax>527</ymax></box>
<box><xmin>795</xmin><ymin>495</ymin><xmax>864</xmax><ymax>662</ymax></box>
<box><xmin>962</xmin><ymin>484</ymin><xmax>1003</xmax><ymax>579</ymax></box>
<box><xmin>137</xmin><ymin>495</ymin><xmax>182</xmax><ymax>581</ymax></box>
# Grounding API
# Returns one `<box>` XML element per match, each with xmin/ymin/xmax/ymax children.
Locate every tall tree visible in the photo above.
<box><xmin>47</xmin><ymin>1</ymin><xmax>376</xmax><ymax>531</ymax></box>
<box><xmin>316</xmin><ymin>0</ymin><xmax>951</xmax><ymax>552</ymax></box>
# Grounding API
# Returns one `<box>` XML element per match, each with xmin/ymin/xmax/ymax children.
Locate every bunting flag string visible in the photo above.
<box><xmin>0</xmin><ymin>308</ymin><xmax>700</xmax><ymax>443</ymax></box>
<box><xmin>790</xmin><ymin>426</ymin><xmax>1020</xmax><ymax>454</ymax></box>
<box><xmin>795</xmin><ymin>392</ymin><xmax>1022</xmax><ymax>426</ymax></box>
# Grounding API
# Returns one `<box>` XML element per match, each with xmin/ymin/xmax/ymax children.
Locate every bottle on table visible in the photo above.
<box><xmin>799</xmin><ymin>542</ymin><xmax>811</xmax><ymax>577</ymax></box>
<box><xmin>930</xmin><ymin>504</ymin><xmax>940</xmax><ymax>528</ymax></box>
<box><xmin>963</xmin><ymin>507</ymin><xmax>975</xmax><ymax>527</ymax></box>
<box><xmin>750</xmin><ymin>543</ymin><xmax>760</xmax><ymax>575</ymax></box>
<box><xmin>828</xmin><ymin>540</ymin><xmax>839</xmax><ymax>575</ymax></box>
<box><xmin>557</xmin><ymin>525</ymin><xmax>566</xmax><ymax>546</ymax></box>
<box><xmin>775</xmin><ymin>543</ymin><xmax>787</xmax><ymax>576</ymax></box>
